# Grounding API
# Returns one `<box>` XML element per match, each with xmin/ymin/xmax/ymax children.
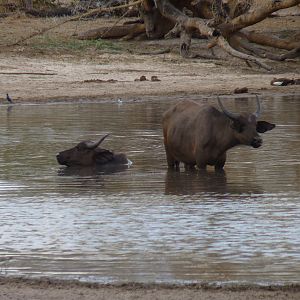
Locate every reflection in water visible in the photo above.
<box><xmin>0</xmin><ymin>95</ymin><xmax>300</xmax><ymax>285</ymax></box>
<box><xmin>165</xmin><ymin>169</ymin><xmax>228</xmax><ymax>195</ymax></box>
<box><xmin>164</xmin><ymin>169</ymin><xmax>263</xmax><ymax>200</ymax></box>
<box><xmin>6</xmin><ymin>105</ymin><xmax>14</xmax><ymax>115</ymax></box>
<box><xmin>57</xmin><ymin>164</ymin><xmax>131</xmax><ymax>177</ymax></box>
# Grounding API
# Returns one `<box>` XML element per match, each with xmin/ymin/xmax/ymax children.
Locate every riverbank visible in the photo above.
<box><xmin>1</xmin><ymin>52</ymin><xmax>300</xmax><ymax>104</ymax></box>
<box><xmin>0</xmin><ymin>15</ymin><xmax>299</xmax><ymax>103</ymax></box>
<box><xmin>1</xmin><ymin>277</ymin><xmax>300</xmax><ymax>300</ymax></box>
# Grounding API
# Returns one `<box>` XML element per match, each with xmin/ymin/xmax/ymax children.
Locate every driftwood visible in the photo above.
<box><xmin>6</xmin><ymin>0</ymin><xmax>299</xmax><ymax>69</ymax></box>
<box><xmin>242</xmin><ymin>31</ymin><xmax>300</xmax><ymax>51</ymax></box>
<box><xmin>154</xmin><ymin>0</ymin><xmax>300</xmax><ymax>69</ymax></box>
<box><xmin>234</xmin><ymin>87</ymin><xmax>249</xmax><ymax>94</ymax></box>
<box><xmin>77</xmin><ymin>0</ymin><xmax>300</xmax><ymax>70</ymax></box>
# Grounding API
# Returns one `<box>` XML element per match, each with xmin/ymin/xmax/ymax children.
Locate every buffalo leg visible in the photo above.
<box><xmin>184</xmin><ymin>163</ymin><xmax>196</xmax><ymax>171</ymax></box>
<box><xmin>196</xmin><ymin>154</ymin><xmax>207</xmax><ymax>170</ymax></box>
<box><xmin>168</xmin><ymin>159</ymin><xmax>179</xmax><ymax>170</ymax></box>
<box><xmin>196</xmin><ymin>161</ymin><xmax>207</xmax><ymax>170</ymax></box>
<box><xmin>164</xmin><ymin>147</ymin><xmax>179</xmax><ymax>169</ymax></box>
<box><xmin>215</xmin><ymin>154</ymin><xmax>226</xmax><ymax>171</ymax></box>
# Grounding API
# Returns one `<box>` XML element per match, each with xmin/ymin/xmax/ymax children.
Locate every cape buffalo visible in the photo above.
<box><xmin>56</xmin><ymin>134</ymin><xmax>130</xmax><ymax>167</ymax></box>
<box><xmin>162</xmin><ymin>97</ymin><xmax>275</xmax><ymax>171</ymax></box>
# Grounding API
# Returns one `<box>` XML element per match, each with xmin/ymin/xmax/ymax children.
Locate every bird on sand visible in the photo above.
<box><xmin>270</xmin><ymin>78</ymin><xmax>294</xmax><ymax>86</ymax></box>
<box><xmin>6</xmin><ymin>93</ymin><xmax>13</xmax><ymax>104</ymax></box>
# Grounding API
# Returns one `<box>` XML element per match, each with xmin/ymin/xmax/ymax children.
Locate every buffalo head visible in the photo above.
<box><xmin>218</xmin><ymin>96</ymin><xmax>275</xmax><ymax>149</ymax></box>
<box><xmin>56</xmin><ymin>134</ymin><xmax>129</xmax><ymax>167</ymax></box>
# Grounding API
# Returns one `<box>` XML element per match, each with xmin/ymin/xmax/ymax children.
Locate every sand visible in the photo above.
<box><xmin>1</xmin><ymin>277</ymin><xmax>300</xmax><ymax>300</ymax></box>
<box><xmin>0</xmin><ymin>15</ymin><xmax>299</xmax><ymax>102</ymax></box>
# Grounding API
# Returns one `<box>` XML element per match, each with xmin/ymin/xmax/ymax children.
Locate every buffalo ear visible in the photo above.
<box><xmin>257</xmin><ymin>121</ymin><xmax>275</xmax><ymax>133</ymax></box>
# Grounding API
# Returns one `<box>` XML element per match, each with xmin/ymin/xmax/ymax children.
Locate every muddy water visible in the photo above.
<box><xmin>0</xmin><ymin>94</ymin><xmax>299</xmax><ymax>285</ymax></box>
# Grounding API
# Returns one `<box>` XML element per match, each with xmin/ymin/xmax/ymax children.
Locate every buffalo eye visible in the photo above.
<box><xmin>76</xmin><ymin>142</ymin><xmax>89</xmax><ymax>151</ymax></box>
<box><xmin>231</xmin><ymin>120</ymin><xmax>245</xmax><ymax>133</ymax></box>
<box><xmin>76</xmin><ymin>145</ymin><xmax>85</xmax><ymax>151</ymax></box>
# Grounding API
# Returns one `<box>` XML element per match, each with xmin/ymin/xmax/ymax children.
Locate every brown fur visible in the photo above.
<box><xmin>56</xmin><ymin>140</ymin><xmax>128</xmax><ymax>167</ymax></box>
<box><xmin>162</xmin><ymin>99</ymin><xmax>275</xmax><ymax>170</ymax></box>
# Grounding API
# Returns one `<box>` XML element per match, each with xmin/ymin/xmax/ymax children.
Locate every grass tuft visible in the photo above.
<box><xmin>31</xmin><ymin>35</ymin><xmax>122</xmax><ymax>52</ymax></box>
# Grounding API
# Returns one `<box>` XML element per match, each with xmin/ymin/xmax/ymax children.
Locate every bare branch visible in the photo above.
<box><xmin>218</xmin><ymin>0</ymin><xmax>300</xmax><ymax>36</ymax></box>
<box><xmin>156</xmin><ymin>0</ymin><xmax>219</xmax><ymax>37</ymax></box>
<box><xmin>265</xmin><ymin>47</ymin><xmax>300</xmax><ymax>61</ymax></box>
<box><xmin>243</xmin><ymin>30</ymin><xmax>300</xmax><ymax>51</ymax></box>
<box><xmin>217</xmin><ymin>36</ymin><xmax>272</xmax><ymax>71</ymax></box>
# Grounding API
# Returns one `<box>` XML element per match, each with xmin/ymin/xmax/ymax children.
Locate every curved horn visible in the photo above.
<box><xmin>217</xmin><ymin>97</ymin><xmax>239</xmax><ymax>120</ymax></box>
<box><xmin>254</xmin><ymin>95</ymin><xmax>261</xmax><ymax>118</ymax></box>
<box><xmin>85</xmin><ymin>134</ymin><xmax>110</xmax><ymax>149</ymax></box>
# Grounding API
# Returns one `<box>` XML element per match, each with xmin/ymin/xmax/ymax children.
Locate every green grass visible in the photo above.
<box><xmin>32</xmin><ymin>35</ymin><xmax>122</xmax><ymax>52</ymax></box>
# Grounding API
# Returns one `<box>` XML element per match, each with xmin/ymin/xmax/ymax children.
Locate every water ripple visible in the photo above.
<box><xmin>0</xmin><ymin>95</ymin><xmax>300</xmax><ymax>284</ymax></box>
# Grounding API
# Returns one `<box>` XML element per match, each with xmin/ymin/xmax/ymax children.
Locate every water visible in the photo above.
<box><xmin>0</xmin><ymin>94</ymin><xmax>299</xmax><ymax>285</ymax></box>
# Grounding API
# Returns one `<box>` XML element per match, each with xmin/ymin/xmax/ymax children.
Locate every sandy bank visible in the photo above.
<box><xmin>1</xmin><ymin>52</ymin><xmax>299</xmax><ymax>103</ymax></box>
<box><xmin>0</xmin><ymin>16</ymin><xmax>299</xmax><ymax>103</ymax></box>
<box><xmin>0</xmin><ymin>277</ymin><xmax>300</xmax><ymax>300</ymax></box>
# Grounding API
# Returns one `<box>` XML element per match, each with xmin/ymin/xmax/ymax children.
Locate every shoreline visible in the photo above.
<box><xmin>1</xmin><ymin>276</ymin><xmax>300</xmax><ymax>300</ymax></box>
<box><xmin>1</xmin><ymin>90</ymin><xmax>299</xmax><ymax>105</ymax></box>
<box><xmin>1</xmin><ymin>47</ymin><xmax>299</xmax><ymax>104</ymax></box>
<box><xmin>1</xmin><ymin>275</ymin><xmax>300</xmax><ymax>290</ymax></box>
<box><xmin>0</xmin><ymin>15</ymin><xmax>299</xmax><ymax>103</ymax></box>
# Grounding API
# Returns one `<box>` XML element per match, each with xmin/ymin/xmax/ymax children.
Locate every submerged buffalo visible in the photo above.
<box><xmin>162</xmin><ymin>97</ymin><xmax>275</xmax><ymax>171</ymax></box>
<box><xmin>56</xmin><ymin>134</ymin><xmax>129</xmax><ymax>167</ymax></box>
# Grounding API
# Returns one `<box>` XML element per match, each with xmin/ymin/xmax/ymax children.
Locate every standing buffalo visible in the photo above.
<box><xmin>56</xmin><ymin>134</ymin><xmax>130</xmax><ymax>167</ymax></box>
<box><xmin>162</xmin><ymin>97</ymin><xmax>275</xmax><ymax>171</ymax></box>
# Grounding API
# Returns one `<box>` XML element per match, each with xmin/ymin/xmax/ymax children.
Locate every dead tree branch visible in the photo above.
<box><xmin>218</xmin><ymin>0</ymin><xmax>300</xmax><ymax>36</ymax></box>
<box><xmin>155</xmin><ymin>0</ymin><xmax>218</xmax><ymax>37</ymax></box>
<box><xmin>265</xmin><ymin>47</ymin><xmax>300</xmax><ymax>61</ymax></box>
<box><xmin>155</xmin><ymin>0</ymin><xmax>273</xmax><ymax>69</ymax></box>
<box><xmin>217</xmin><ymin>36</ymin><xmax>272</xmax><ymax>70</ymax></box>
<box><xmin>243</xmin><ymin>31</ymin><xmax>300</xmax><ymax>51</ymax></box>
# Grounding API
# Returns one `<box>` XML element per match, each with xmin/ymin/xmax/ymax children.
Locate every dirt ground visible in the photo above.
<box><xmin>0</xmin><ymin>14</ymin><xmax>299</xmax><ymax>103</ymax></box>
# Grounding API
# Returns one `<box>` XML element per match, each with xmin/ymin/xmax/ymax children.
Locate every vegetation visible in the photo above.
<box><xmin>31</xmin><ymin>35</ymin><xmax>122</xmax><ymax>52</ymax></box>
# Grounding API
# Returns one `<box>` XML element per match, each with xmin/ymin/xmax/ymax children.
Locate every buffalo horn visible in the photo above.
<box><xmin>85</xmin><ymin>134</ymin><xmax>110</xmax><ymax>149</ymax></box>
<box><xmin>217</xmin><ymin>97</ymin><xmax>239</xmax><ymax>120</ymax></box>
<box><xmin>254</xmin><ymin>95</ymin><xmax>261</xmax><ymax>118</ymax></box>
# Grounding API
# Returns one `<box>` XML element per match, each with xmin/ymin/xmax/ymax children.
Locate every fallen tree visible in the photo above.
<box><xmin>78</xmin><ymin>0</ymin><xmax>300</xmax><ymax>70</ymax></box>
